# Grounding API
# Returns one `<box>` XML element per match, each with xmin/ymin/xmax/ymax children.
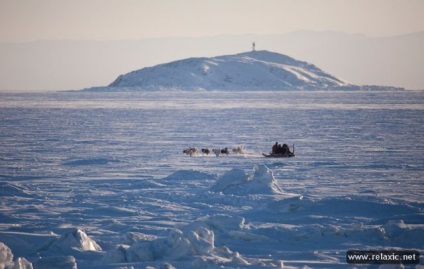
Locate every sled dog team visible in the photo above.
<box><xmin>183</xmin><ymin>142</ymin><xmax>295</xmax><ymax>157</ymax></box>
<box><xmin>183</xmin><ymin>146</ymin><xmax>245</xmax><ymax>156</ymax></box>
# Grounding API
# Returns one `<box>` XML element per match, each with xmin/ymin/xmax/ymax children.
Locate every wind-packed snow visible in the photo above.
<box><xmin>210</xmin><ymin>165</ymin><xmax>286</xmax><ymax>195</ymax></box>
<box><xmin>0</xmin><ymin>90</ymin><xmax>423</xmax><ymax>268</ymax></box>
<box><xmin>103</xmin><ymin>51</ymin><xmax>353</xmax><ymax>91</ymax></box>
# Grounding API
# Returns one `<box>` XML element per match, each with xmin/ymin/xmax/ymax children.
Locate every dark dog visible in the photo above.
<box><xmin>201</xmin><ymin>148</ymin><xmax>210</xmax><ymax>155</ymax></box>
<box><xmin>212</xmin><ymin>148</ymin><xmax>229</xmax><ymax>156</ymax></box>
<box><xmin>183</xmin><ymin>147</ymin><xmax>198</xmax><ymax>156</ymax></box>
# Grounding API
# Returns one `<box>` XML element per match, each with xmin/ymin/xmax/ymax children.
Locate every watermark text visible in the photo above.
<box><xmin>346</xmin><ymin>250</ymin><xmax>420</xmax><ymax>264</ymax></box>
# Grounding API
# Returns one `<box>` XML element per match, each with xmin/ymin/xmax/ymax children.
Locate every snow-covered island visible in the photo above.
<box><xmin>83</xmin><ymin>50</ymin><xmax>403</xmax><ymax>91</ymax></box>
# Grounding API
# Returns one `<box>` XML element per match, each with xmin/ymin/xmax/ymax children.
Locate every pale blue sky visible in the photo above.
<box><xmin>1</xmin><ymin>0</ymin><xmax>423</xmax><ymax>42</ymax></box>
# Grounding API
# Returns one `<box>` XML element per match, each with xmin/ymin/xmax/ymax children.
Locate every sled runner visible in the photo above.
<box><xmin>262</xmin><ymin>152</ymin><xmax>295</xmax><ymax>158</ymax></box>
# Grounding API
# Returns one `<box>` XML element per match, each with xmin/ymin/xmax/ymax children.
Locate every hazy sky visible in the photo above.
<box><xmin>0</xmin><ymin>0</ymin><xmax>423</xmax><ymax>92</ymax></box>
<box><xmin>1</xmin><ymin>0</ymin><xmax>423</xmax><ymax>42</ymax></box>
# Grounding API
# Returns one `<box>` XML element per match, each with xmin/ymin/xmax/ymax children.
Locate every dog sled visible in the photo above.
<box><xmin>263</xmin><ymin>144</ymin><xmax>295</xmax><ymax>158</ymax></box>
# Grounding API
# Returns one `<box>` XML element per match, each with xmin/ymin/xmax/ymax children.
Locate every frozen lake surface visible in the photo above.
<box><xmin>0</xmin><ymin>90</ymin><xmax>423</xmax><ymax>268</ymax></box>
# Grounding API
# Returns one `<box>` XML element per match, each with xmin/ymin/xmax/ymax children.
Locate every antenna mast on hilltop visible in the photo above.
<box><xmin>252</xmin><ymin>42</ymin><xmax>255</xmax><ymax>51</ymax></box>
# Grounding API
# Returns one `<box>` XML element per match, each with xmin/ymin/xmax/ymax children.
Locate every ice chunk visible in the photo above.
<box><xmin>0</xmin><ymin>243</ymin><xmax>34</xmax><ymax>269</ymax></box>
<box><xmin>101</xmin><ymin>245</ymin><xmax>128</xmax><ymax>264</ymax></box>
<box><xmin>211</xmin><ymin>165</ymin><xmax>284</xmax><ymax>195</ymax></box>
<box><xmin>210</xmin><ymin>168</ymin><xmax>247</xmax><ymax>193</ymax></box>
<box><xmin>106</xmin><ymin>225</ymin><xmax>248</xmax><ymax>266</ymax></box>
<box><xmin>0</xmin><ymin>242</ymin><xmax>14</xmax><ymax>268</ymax></box>
<box><xmin>128</xmin><ymin>227</ymin><xmax>214</xmax><ymax>261</ymax></box>
<box><xmin>48</xmin><ymin>229</ymin><xmax>102</xmax><ymax>252</ymax></box>
<box><xmin>13</xmin><ymin>257</ymin><xmax>33</xmax><ymax>269</ymax></box>
<box><xmin>185</xmin><ymin>227</ymin><xmax>215</xmax><ymax>255</ymax></box>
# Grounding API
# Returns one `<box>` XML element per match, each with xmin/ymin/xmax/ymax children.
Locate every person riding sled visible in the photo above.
<box><xmin>269</xmin><ymin>142</ymin><xmax>294</xmax><ymax>157</ymax></box>
<box><xmin>272</xmin><ymin>142</ymin><xmax>279</xmax><ymax>154</ymax></box>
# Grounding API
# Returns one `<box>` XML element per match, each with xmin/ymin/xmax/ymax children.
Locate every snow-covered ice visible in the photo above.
<box><xmin>0</xmin><ymin>90</ymin><xmax>423</xmax><ymax>268</ymax></box>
